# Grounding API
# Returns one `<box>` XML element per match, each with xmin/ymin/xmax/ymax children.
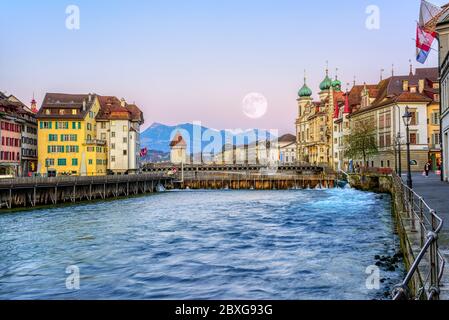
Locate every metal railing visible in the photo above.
<box><xmin>392</xmin><ymin>173</ymin><xmax>445</xmax><ymax>300</ymax></box>
<box><xmin>0</xmin><ymin>172</ymin><xmax>171</xmax><ymax>187</ymax></box>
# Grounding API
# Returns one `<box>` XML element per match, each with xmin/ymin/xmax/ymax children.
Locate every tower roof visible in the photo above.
<box><xmin>320</xmin><ymin>69</ymin><xmax>332</xmax><ymax>91</ymax></box>
<box><xmin>170</xmin><ymin>132</ymin><xmax>187</xmax><ymax>147</ymax></box>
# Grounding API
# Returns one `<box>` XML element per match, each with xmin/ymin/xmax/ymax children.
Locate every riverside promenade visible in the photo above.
<box><xmin>403</xmin><ymin>172</ymin><xmax>449</xmax><ymax>298</ymax></box>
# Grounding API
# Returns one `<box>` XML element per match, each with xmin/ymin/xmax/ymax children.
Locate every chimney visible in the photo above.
<box><xmin>120</xmin><ymin>98</ymin><xmax>126</xmax><ymax>108</ymax></box>
<box><xmin>88</xmin><ymin>94</ymin><xmax>92</xmax><ymax>102</ymax></box>
<box><xmin>83</xmin><ymin>100</ymin><xmax>86</xmax><ymax>111</ymax></box>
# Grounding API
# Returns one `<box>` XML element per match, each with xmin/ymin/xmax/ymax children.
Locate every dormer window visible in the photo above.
<box><xmin>45</xmin><ymin>109</ymin><xmax>50</xmax><ymax>115</ymax></box>
<box><xmin>72</xmin><ymin>109</ymin><xmax>77</xmax><ymax>115</ymax></box>
<box><xmin>403</xmin><ymin>80</ymin><xmax>409</xmax><ymax>91</ymax></box>
<box><xmin>410</xmin><ymin>86</ymin><xmax>417</xmax><ymax>93</ymax></box>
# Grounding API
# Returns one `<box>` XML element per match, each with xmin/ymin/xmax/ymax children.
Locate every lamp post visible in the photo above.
<box><xmin>403</xmin><ymin>106</ymin><xmax>413</xmax><ymax>189</ymax></box>
<box><xmin>397</xmin><ymin>133</ymin><xmax>402</xmax><ymax>177</ymax></box>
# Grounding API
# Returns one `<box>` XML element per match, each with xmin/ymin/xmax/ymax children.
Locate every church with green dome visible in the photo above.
<box><xmin>295</xmin><ymin>67</ymin><xmax>343</xmax><ymax>166</ymax></box>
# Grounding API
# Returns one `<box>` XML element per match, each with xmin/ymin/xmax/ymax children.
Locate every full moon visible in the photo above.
<box><xmin>242</xmin><ymin>92</ymin><xmax>268</xmax><ymax>119</ymax></box>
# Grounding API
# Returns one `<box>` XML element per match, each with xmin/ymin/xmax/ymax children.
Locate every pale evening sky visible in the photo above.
<box><xmin>0</xmin><ymin>0</ymin><xmax>446</xmax><ymax>134</ymax></box>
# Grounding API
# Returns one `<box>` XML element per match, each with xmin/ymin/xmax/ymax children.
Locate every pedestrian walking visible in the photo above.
<box><xmin>424</xmin><ymin>161</ymin><xmax>431</xmax><ymax>177</ymax></box>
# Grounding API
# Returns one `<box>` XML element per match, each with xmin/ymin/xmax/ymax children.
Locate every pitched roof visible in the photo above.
<box><xmin>351</xmin><ymin>67</ymin><xmax>438</xmax><ymax>116</ymax></box>
<box><xmin>96</xmin><ymin>95</ymin><xmax>144</xmax><ymax>124</ymax></box>
<box><xmin>170</xmin><ymin>132</ymin><xmax>187</xmax><ymax>147</ymax></box>
<box><xmin>36</xmin><ymin>93</ymin><xmax>96</xmax><ymax>119</ymax></box>
<box><xmin>278</xmin><ymin>134</ymin><xmax>296</xmax><ymax>143</ymax></box>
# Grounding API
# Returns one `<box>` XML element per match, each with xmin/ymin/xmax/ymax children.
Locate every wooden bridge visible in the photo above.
<box><xmin>0</xmin><ymin>174</ymin><xmax>172</xmax><ymax>210</ymax></box>
<box><xmin>0</xmin><ymin>164</ymin><xmax>336</xmax><ymax>210</ymax></box>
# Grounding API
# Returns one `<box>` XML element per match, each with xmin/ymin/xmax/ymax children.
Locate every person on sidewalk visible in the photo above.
<box><xmin>424</xmin><ymin>161</ymin><xmax>431</xmax><ymax>177</ymax></box>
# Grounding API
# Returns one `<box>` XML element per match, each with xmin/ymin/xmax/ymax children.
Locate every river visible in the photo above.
<box><xmin>0</xmin><ymin>188</ymin><xmax>404</xmax><ymax>300</ymax></box>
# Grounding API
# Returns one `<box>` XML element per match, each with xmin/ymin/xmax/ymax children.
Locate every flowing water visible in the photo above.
<box><xmin>0</xmin><ymin>188</ymin><xmax>404</xmax><ymax>300</ymax></box>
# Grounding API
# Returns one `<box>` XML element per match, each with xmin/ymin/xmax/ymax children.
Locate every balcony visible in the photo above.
<box><xmin>85</xmin><ymin>139</ymin><xmax>107</xmax><ymax>146</ymax></box>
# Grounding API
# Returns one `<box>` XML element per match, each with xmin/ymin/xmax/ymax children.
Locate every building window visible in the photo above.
<box><xmin>72</xmin><ymin>158</ymin><xmax>78</xmax><ymax>166</ymax></box>
<box><xmin>111</xmin><ymin>143</ymin><xmax>115</xmax><ymax>150</ymax></box>
<box><xmin>111</xmin><ymin>156</ymin><xmax>116</xmax><ymax>162</ymax></box>
<box><xmin>431</xmin><ymin>112</ymin><xmax>440</xmax><ymax>125</ymax></box>
<box><xmin>57</xmin><ymin>159</ymin><xmax>67</xmax><ymax>166</ymax></box>
<box><xmin>432</xmin><ymin>133</ymin><xmax>441</xmax><ymax>145</ymax></box>
<box><xmin>123</xmin><ymin>125</ymin><xmax>128</xmax><ymax>132</ymax></box>
<box><xmin>123</xmin><ymin>137</ymin><xmax>127</xmax><ymax>143</ymax></box>
<box><xmin>40</xmin><ymin>121</ymin><xmax>52</xmax><ymax>129</ymax></box>
<box><xmin>111</xmin><ymin>132</ymin><xmax>116</xmax><ymax>138</ymax></box>
<box><xmin>56</xmin><ymin>122</ymin><xmax>69</xmax><ymax>129</ymax></box>
<box><xmin>46</xmin><ymin>159</ymin><xmax>55</xmax><ymax>167</ymax></box>
<box><xmin>88</xmin><ymin>159</ymin><xmax>93</xmax><ymax>165</ymax></box>
<box><xmin>101</xmin><ymin>122</ymin><xmax>107</xmax><ymax>129</ymax></box>
<box><xmin>49</xmin><ymin>134</ymin><xmax>58</xmax><ymax>142</ymax></box>
<box><xmin>123</xmin><ymin>150</ymin><xmax>127</xmax><ymax>156</ymax></box>
<box><xmin>410</xmin><ymin>111</ymin><xmax>418</xmax><ymax>125</ymax></box>
<box><xmin>66</xmin><ymin>146</ymin><xmax>79</xmax><ymax>153</ymax></box>
<box><xmin>410</xmin><ymin>132</ymin><xmax>418</xmax><ymax>145</ymax></box>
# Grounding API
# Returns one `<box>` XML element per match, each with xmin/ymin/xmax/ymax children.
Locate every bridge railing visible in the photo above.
<box><xmin>0</xmin><ymin>173</ymin><xmax>171</xmax><ymax>187</ymax></box>
<box><xmin>392</xmin><ymin>173</ymin><xmax>445</xmax><ymax>300</ymax></box>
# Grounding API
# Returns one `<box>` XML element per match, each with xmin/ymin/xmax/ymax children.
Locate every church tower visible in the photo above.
<box><xmin>31</xmin><ymin>94</ymin><xmax>38</xmax><ymax>113</ymax></box>
<box><xmin>296</xmin><ymin>73</ymin><xmax>313</xmax><ymax>162</ymax></box>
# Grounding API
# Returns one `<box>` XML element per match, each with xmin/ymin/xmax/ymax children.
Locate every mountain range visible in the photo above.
<box><xmin>140</xmin><ymin>122</ymin><xmax>278</xmax><ymax>154</ymax></box>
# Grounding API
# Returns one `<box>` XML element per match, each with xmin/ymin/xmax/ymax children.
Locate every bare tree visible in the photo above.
<box><xmin>344</xmin><ymin>119</ymin><xmax>378</xmax><ymax>165</ymax></box>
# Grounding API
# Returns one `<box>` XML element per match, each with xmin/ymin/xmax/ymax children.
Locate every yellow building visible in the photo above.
<box><xmin>427</xmin><ymin>98</ymin><xmax>441</xmax><ymax>170</ymax></box>
<box><xmin>36</xmin><ymin>93</ymin><xmax>107</xmax><ymax>176</ymax></box>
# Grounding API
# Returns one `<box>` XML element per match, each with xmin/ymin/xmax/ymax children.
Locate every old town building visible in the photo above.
<box><xmin>350</xmin><ymin>67</ymin><xmax>439</xmax><ymax>171</ymax></box>
<box><xmin>278</xmin><ymin>134</ymin><xmax>297</xmax><ymax>164</ymax></box>
<box><xmin>437</xmin><ymin>14</ymin><xmax>449</xmax><ymax>181</ymax></box>
<box><xmin>0</xmin><ymin>92</ymin><xmax>38</xmax><ymax>177</ymax></box>
<box><xmin>96</xmin><ymin>96</ymin><xmax>144</xmax><ymax>175</ymax></box>
<box><xmin>36</xmin><ymin>93</ymin><xmax>108</xmax><ymax>176</ymax></box>
<box><xmin>296</xmin><ymin>69</ymin><xmax>341</xmax><ymax>167</ymax></box>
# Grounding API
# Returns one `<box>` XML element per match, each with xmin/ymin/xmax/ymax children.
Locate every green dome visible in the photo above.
<box><xmin>320</xmin><ymin>75</ymin><xmax>332</xmax><ymax>91</ymax></box>
<box><xmin>332</xmin><ymin>79</ymin><xmax>342</xmax><ymax>91</ymax></box>
<box><xmin>298</xmin><ymin>83</ymin><xmax>312</xmax><ymax>97</ymax></box>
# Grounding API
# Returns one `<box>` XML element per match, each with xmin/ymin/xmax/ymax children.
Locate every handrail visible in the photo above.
<box><xmin>391</xmin><ymin>173</ymin><xmax>445</xmax><ymax>300</ymax></box>
<box><xmin>0</xmin><ymin>173</ymin><xmax>172</xmax><ymax>187</ymax></box>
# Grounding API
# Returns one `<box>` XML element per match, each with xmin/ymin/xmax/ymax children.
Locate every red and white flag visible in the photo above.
<box><xmin>416</xmin><ymin>23</ymin><xmax>437</xmax><ymax>52</ymax></box>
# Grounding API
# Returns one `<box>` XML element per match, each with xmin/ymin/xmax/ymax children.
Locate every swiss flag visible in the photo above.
<box><xmin>416</xmin><ymin>24</ymin><xmax>437</xmax><ymax>52</ymax></box>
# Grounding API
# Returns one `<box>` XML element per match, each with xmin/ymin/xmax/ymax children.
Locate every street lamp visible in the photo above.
<box><xmin>396</xmin><ymin>133</ymin><xmax>402</xmax><ymax>177</ymax></box>
<box><xmin>403</xmin><ymin>106</ymin><xmax>413</xmax><ymax>189</ymax></box>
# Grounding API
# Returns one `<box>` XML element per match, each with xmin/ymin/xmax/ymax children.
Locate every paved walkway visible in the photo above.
<box><xmin>402</xmin><ymin>172</ymin><xmax>449</xmax><ymax>299</ymax></box>
<box><xmin>405</xmin><ymin>173</ymin><xmax>449</xmax><ymax>248</ymax></box>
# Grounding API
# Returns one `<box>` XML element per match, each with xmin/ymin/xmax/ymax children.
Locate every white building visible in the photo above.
<box><xmin>170</xmin><ymin>132</ymin><xmax>187</xmax><ymax>164</ymax></box>
<box><xmin>278</xmin><ymin>134</ymin><xmax>297</xmax><ymax>164</ymax></box>
<box><xmin>97</xmin><ymin>96</ymin><xmax>144</xmax><ymax>175</ymax></box>
<box><xmin>438</xmin><ymin>15</ymin><xmax>449</xmax><ymax>180</ymax></box>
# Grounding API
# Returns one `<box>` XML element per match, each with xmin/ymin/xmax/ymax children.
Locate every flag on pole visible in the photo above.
<box><xmin>140</xmin><ymin>147</ymin><xmax>148</xmax><ymax>158</ymax></box>
<box><xmin>416</xmin><ymin>23</ymin><xmax>437</xmax><ymax>52</ymax></box>
<box><xmin>417</xmin><ymin>48</ymin><xmax>430</xmax><ymax>64</ymax></box>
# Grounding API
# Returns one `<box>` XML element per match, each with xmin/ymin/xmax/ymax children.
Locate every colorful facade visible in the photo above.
<box><xmin>0</xmin><ymin>92</ymin><xmax>38</xmax><ymax>177</ymax></box>
<box><xmin>350</xmin><ymin>67</ymin><xmax>439</xmax><ymax>172</ymax></box>
<box><xmin>36</xmin><ymin>93</ymin><xmax>107</xmax><ymax>176</ymax></box>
